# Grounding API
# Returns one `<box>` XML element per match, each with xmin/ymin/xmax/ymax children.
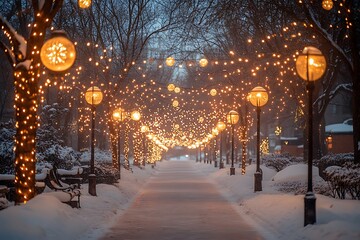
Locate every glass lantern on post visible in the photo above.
<box><xmin>85</xmin><ymin>86</ymin><xmax>103</xmax><ymax>196</ymax></box>
<box><xmin>216</xmin><ymin>121</ymin><xmax>226</xmax><ymax>169</ymax></box>
<box><xmin>296</xmin><ymin>46</ymin><xmax>326</xmax><ymax>226</ymax></box>
<box><xmin>226</xmin><ymin>110</ymin><xmax>239</xmax><ymax>175</ymax></box>
<box><xmin>248</xmin><ymin>86</ymin><xmax>269</xmax><ymax>192</ymax></box>
<box><xmin>113</xmin><ymin>108</ymin><xmax>126</xmax><ymax>179</ymax></box>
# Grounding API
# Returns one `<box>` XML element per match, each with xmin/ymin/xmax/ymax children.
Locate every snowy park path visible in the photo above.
<box><xmin>100</xmin><ymin>160</ymin><xmax>263</xmax><ymax>240</ymax></box>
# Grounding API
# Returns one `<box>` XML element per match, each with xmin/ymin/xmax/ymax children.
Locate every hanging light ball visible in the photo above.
<box><xmin>78</xmin><ymin>0</ymin><xmax>92</xmax><ymax>8</ymax></box>
<box><xmin>167</xmin><ymin>83</ymin><xmax>175</xmax><ymax>92</ymax></box>
<box><xmin>85</xmin><ymin>86</ymin><xmax>103</xmax><ymax>106</ymax></box>
<box><xmin>174</xmin><ymin>87</ymin><xmax>181</xmax><ymax>93</ymax></box>
<box><xmin>172</xmin><ymin>100</ymin><xmax>179</xmax><ymax>108</ymax></box>
<box><xmin>210</xmin><ymin>89</ymin><xmax>217</xmax><ymax>96</ymax></box>
<box><xmin>40</xmin><ymin>30</ymin><xmax>76</xmax><ymax>72</ymax></box>
<box><xmin>166</xmin><ymin>57</ymin><xmax>175</xmax><ymax>67</ymax></box>
<box><xmin>322</xmin><ymin>0</ymin><xmax>333</xmax><ymax>10</ymax></box>
<box><xmin>199</xmin><ymin>58</ymin><xmax>208</xmax><ymax>67</ymax></box>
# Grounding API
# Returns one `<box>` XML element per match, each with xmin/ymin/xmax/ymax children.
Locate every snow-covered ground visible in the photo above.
<box><xmin>0</xmin><ymin>158</ymin><xmax>359</xmax><ymax>240</ymax></box>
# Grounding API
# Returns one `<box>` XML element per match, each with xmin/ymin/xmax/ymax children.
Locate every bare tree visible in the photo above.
<box><xmin>0</xmin><ymin>0</ymin><xmax>64</xmax><ymax>204</ymax></box>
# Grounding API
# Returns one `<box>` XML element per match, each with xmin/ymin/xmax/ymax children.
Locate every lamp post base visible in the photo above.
<box><xmin>214</xmin><ymin>160</ymin><xmax>218</xmax><ymax>168</ymax></box>
<box><xmin>304</xmin><ymin>192</ymin><xmax>316</xmax><ymax>226</ymax></box>
<box><xmin>220</xmin><ymin>161</ymin><xmax>224</xmax><ymax>169</ymax></box>
<box><xmin>88</xmin><ymin>174</ymin><xmax>97</xmax><ymax>196</ymax></box>
<box><xmin>230</xmin><ymin>167</ymin><xmax>235</xmax><ymax>175</ymax></box>
<box><xmin>254</xmin><ymin>171</ymin><xmax>262</xmax><ymax>192</ymax></box>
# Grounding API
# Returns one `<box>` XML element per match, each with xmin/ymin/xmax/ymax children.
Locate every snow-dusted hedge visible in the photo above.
<box><xmin>0</xmin><ymin>121</ymin><xmax>15</xmax><ymax>174</ymax></box>
<box><xmin>36</xmin><ymin>145</ymin><xmax>81</xmax><ymax>170</ymax></box>
<box><xmin>315</xmin><ymin>152</ymin><xmax>354</xmax><ymax>179</ymax></box>
<box><xmin>324</xmin><ymin>162</ymin><xmax>360</xmax><ymax>200</ymax></box>
<box><xmin>262</xmin><ymin>153</ymin><xmax>303</xmax><ymax>172</ymax></box>
<box><xmin>273</xmin><ymin>164</ymin><xmax>330</xmax><ymax>195</ymax></box>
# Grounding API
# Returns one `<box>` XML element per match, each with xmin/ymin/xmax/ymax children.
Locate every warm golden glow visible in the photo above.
<box><xmin>40</xmin><ymin>32</ymin><xmax>76</xmax><ymax>72</ymax></box>
<box><xmin>167</xmin><ymin>83</ymin><xmax>175</xmax><ymax>92</ymax></box>
<box><xmin>322</xmin><ymin>0</ymin><xmax>333</xmax><ymax>10</ymax></box>
<box><xmin>78</xmin><ymin>0</ymin><xmax>92</xmax><ymax>8</ymax></box>
<box><xmin>210</xmin><ymin>89</ymin><xmax>217</xmax><ymax>96</ymax></box>
<box><xmin>226</xmin><ymin>110</ymin><xmax>239</xmax><ymax>125</ymax></box>
<box><xmin>85</xmin><ymin>86</ymin><xmax>103</xmax><ymax>106</ymax></box>
<box><xmin>113</xmin><ymin>108</ymin><xmax>126</xmax><ymax>122</ymax></box>
<box><xmin>131</xmin><ymin>110</ymin><xmax>141</xmax><ymax>121</ymax></box>
<box><xmin>174</xmin><ymin>87</ymin><xmax>181</xmax><ymax>93</ymax></box>
<box><xmin>172</xmin><ymin>100</ymin><xmax>179</xmax><ymax>107</ymax></box>
<box><xmin>216</xmin><ymin>121</ymin><xmax>226</xmax><ymax>131</ymax></box>
<box><xmin>296</xmin><ymin>46</ymin><xmax>326</xmax><ymax>82</ymax></box>
<box><xmin>165</xmin><ymin>57</ymin><xmax>175</xmax><ymax>66</ymax></box>
<box><xmin>248</xmin><ymin>86</ymin><xmax>269</xmax><ymax>107</ymax></box>
<box><xmin>199</xmin><ymin>58</ymin><xmax>208</xmax><ymax>67</ymax></box>
<box><xmin>141</xmin><ymin>125</ymin><xmax>149</xmax><ymax>133</ymax></box>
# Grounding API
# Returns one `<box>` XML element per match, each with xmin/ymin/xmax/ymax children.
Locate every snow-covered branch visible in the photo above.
<box><xmin>0</xmin><ymin>15</ymin><xmax>27</xmax><ymax>63</ymax></box>
<box><xmin>304</xmin><ymin>1</ymin><xmax>354</xmax><ymax>72</ymax></box>
<box><xmin>315</xmin><ymin>83</ymin><xmax>353</xmax><ymax>107</ymax></box>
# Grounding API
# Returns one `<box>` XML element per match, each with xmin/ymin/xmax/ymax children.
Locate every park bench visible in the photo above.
<box><xmin>44</xmin><ymin>168</ymin><xmax>81</xmax><ymax>208</ymax></box>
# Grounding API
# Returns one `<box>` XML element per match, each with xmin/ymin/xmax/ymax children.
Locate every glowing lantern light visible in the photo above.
<box><xmin>199</xmin><ymin>58</ymin><xmax>208</xmax><ymax>67</ymax></box>
<box><xmin>167</xmin><ymin>83</ymin><xmax>175</xmax><ymax>92</ymax></box>
<box><xmin>322</xmin><ymin>0</ymin><xmax>333</xmax><ymax>10</ymax></box>
<box><xmin>216</xmin><ymin>121</ymin><xmax>226</xmax><ymax>131</ymax></box>
<box><xmin>85</xmin><ymin>86</ymin><xmax>103</xmax><ymax>106</ymax></box>
<box><xmin>166</xmin><ymin>57</ymin><xmax>175</xmax><ymax>66</ymax></box>
<box><xmin>210</xmin><ymin>89</ymin><xmax>217</xmax><ymax>96</ymax></box>
<box><xmin>248</xmin><ymin>86</ymin><xmax>269</xmax><ymax>107</ymax></box>
<box><xmin>174</xmin><ymin>87</ymin><xmax>181</xmax><ymax>93</ymax></box>
<box><xmin>113</xmin><ymin>108</ymin><xmax>126</xmax><ymax>122</ymax></box>
<box><xmin>141</xmin><ymin>125</ymin><xmax>149</xmax><ymax>133</ymax></box>
<box><xmin>296</xmin><ymin>46</ymin><xmax>326</xmax><ymax>82</ymax></box>
<box><xmin>226</xmin><ymin>110</ymin><xmax>239</xmax><ymax>125</ymax></box>
<box><xmin>40</xmin><ymin>30</ymin><xmax>76</xmax><ymax>72</ymax></box>
<box><xmin>78</xmin><ymin>0</ymin><xmax>92</xmax><ymax>8</ymax></box>
<box><xmin>131</xmin><ymin>110</ymin><xmax>141</xmax><ymax>121</ymax></box>
<box><xmin>172</xmin><ymin>100</ymin><xmax>179</xmax><ymax>107</ymax></box>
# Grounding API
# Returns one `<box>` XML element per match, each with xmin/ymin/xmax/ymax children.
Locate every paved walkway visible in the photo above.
<box><xmin>100</xmin><ymin>160</ymin><xmax>263</xmax><ymax>240</ymax></box>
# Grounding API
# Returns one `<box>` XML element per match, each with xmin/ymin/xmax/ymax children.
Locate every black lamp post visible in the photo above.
<box><xmin>130</xmin><ymin>110</ymin><xmax>141</xmax><ymax>166</ymax></box>
<box><xmin>296</xmin><ymin>46</ymin><xmax>326</xmax><ymax>226</ymax></box>
<box><xmin>216</xmin><ymin>121</ymin><xmax>226</xmax><ymax>169</ymax></box>
<box><xmin>249</xmin><ymin>86</ymin><xmax>269</xmax><ymax>192</ymax></box>
<box><xmin>226</xmin><ymin>110</ymin><xmax>239</xmax><ymax>175</ymax></box>
<box><xmin>85</xmin><ymin>86</ymin><xmax>103</xmax><ymax>196</ymax></box>
<box><xmin>112</xmin><ymin>108</ymin><xmax>126</xmax><ymax>179</ymax></box>
<box><xmin>141</xmin><ymin>125</ymin><xmax>150</xmax><ymax>166</ymax></box>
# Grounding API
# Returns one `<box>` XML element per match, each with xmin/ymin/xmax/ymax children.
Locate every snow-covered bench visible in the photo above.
<box><xmin>46</xmin><ymin>190</ymin><xmax>81</xmax><ymax>208</ymax></box>
<box><xmin>44</xmin><ymin>168</ymin><xmax>81</xmax><ymax>208</ymax></box>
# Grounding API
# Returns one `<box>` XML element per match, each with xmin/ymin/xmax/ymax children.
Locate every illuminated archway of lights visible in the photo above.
<box><xmin>38</xmin><ymin>5</ymin><xmax>353</xmax><ymax>151</ymax></box>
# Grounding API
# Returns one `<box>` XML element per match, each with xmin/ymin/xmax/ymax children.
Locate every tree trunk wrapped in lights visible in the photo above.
<box><xmin>0</xmin><ymin>0</ymin><xmax>64</xmax><ymax>204</ymax></box>
<box><xmin>109</xmin><ymin>122</ymin><xmax>119</xmax><ymax>170</ymax></box>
